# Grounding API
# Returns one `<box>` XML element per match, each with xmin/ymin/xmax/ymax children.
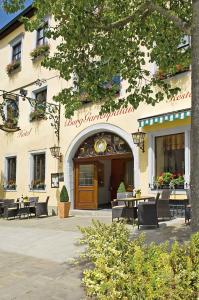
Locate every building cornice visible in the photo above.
<box><xmin>0</xmin><ymin>5</ymin><xmax>35</xmax><ymax>40</ymax></box>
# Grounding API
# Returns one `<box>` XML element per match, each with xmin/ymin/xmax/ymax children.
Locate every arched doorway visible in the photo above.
<box><xmin>74</xmin><ymin>132</ymin><xmax>134</xmax><ymax>209</ymax></box>
<box><xmin>64</xmin><ymin>123</ymin><xmax>139</xmax><ymax>209</ymax></box>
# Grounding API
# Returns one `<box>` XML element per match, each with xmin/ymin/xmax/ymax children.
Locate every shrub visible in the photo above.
<box><xmin>79</xmin><ymin>221</ymin><xmax>199</xmax><ymax>300</ymax></box>
<box><xmin>117</xmin><ymin>182</ymin><xmax>126</xmax><ymax>193</ymax></box>
<box><xmin>60</xmin><ymin>185</ymin><xmax>69</xmax><ymax>202</ymax></box>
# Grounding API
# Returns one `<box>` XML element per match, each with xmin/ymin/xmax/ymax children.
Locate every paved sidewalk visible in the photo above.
<box><xmin>0</xmin><ymin>214</ymin><xmax>112</xmax><ymax>300</ymax></box>
<box><xmin>0</xmin><ymin>213</ymin><xmax>191</xmax><ymax>299</ymax></box>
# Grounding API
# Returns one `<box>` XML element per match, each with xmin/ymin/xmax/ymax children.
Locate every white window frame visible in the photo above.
<box><xmin>4</xmin><ymin>155</ymin><xmax>17</xmax><ymax>191</ymax></box>
<box><xmin>148</xmin><ymin>125</ymin><xmax>190</xmax><ymax>193</ymax></box>
<box><xmin>29</xmin><ymin>150</ymin><xmax>47</xmax><ymax>192</ymax></box>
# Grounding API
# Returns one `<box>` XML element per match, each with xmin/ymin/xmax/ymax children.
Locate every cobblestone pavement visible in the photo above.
<box><xmin>0</xmin><ymin>211</ymin><xmax>192</xmax><ymax>300</ymax></box>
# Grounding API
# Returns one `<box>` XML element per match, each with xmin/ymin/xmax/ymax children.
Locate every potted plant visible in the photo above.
<box><xmin>134</xmin><ymin>189</ymin><xmax>141</xmax><ymax>198</ymax></box>
<box><xmin>30</xmin><ymin>44</ymin><xmax>50</xmax><ymax>61</ymax></box>
<box><xmin>23</xmin><ymin>196</ymin><xmax>29</xmax><ymax>202</ymax></box>
<box><xmin>117</xmin><ymin>182</ymin><xmax>133</xmax><ymax>199</ymax></box>
<box><xmin>58</xmin><ymin>185</ymin><xmax>71</xmax><ymax>218</ymax></box>
<box><xmin>29</xmin><ymin>109</ymin><xmax>46</xmax><ymax>122</ymax></box>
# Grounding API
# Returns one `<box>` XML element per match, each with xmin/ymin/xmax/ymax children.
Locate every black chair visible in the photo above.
<box><xmin>111</xmin><ymin>200</ymin><xmax>126</xmax><ymax>221</ymax></box>
<box><xmin>29</xmin><ymin>197</ymin><xmax>39</xmax><ymax>217</ymax></box>
<box><xmin>0</xmin><ymin>199</ymin><xmax>4</xmax><ymax>217</ymax></box>
<box><xmin>157</xmin><ymin>189</ymin><xmax>171</xmax><ymax>219</ymax></box>
<box><xmin>111</xmin><ymin>200</ymin><xmax>137</xmax><ymax>222</ymax></box>
<box><xmin>185</xmin><ymin>189</ymin><xmax>191</xmax><ymax>224</ymax></box>
<box><xmin>137</xmin><ymin>193</ymin><xmax>160</xmax><ymax>229</ymax></box>
<box><xmin>35</xmin><ymin>196</ymin><xmax>49</xmax><ymax>217</ymax></box>
<box><xmin>3</xmin><ymin>202</ymin><xmax>19</xmax><ymax>220</ymax></box>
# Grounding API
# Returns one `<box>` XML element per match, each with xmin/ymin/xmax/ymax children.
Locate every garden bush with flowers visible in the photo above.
<box><xmin>156</xmin><ymin>172</ymin><xmax>185</xmax><ymax>188</ymax></box>
<box><xmin>79</xmin><ymin>220</ymin><xmax>199</xmax><ymax>300</ymax></box>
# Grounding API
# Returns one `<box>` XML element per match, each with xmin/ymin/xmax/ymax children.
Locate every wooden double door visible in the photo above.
<box><xmin>74</xmin><ymin>157</ymin><xmax>133</xmax><ymax>210</ymax></box>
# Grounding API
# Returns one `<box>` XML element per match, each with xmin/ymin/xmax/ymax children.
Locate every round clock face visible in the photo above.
<box><xmin>94</xmin><ymin>138</ymin><xmax>107</xmax><ymax>153</ymax></box>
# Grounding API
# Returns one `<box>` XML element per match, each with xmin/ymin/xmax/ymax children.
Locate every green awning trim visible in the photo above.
<box><xmin>138</xmin><ymin>108</ymin><xmax>191</xmax><ymax>128</ymax></box>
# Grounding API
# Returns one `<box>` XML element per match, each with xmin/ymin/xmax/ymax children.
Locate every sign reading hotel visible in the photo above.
<box><xmin>65</xmin><ymin>106</ymin><xmax>134</xmax><ymax>128</ymax></box>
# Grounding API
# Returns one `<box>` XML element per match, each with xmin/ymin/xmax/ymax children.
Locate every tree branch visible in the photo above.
<box><xmin>105</xmin><ymin>0</ymin><xmax>191</xmax><ymax>35</ymax></box>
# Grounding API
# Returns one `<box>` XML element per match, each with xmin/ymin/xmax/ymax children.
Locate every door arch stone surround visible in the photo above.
<box><xmin>64</xmin><ymin>123</ymin><xmax>140</xmax><ymax>209</ymax></box>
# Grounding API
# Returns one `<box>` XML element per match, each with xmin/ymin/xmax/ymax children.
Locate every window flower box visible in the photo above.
<box><xmin>6</xmin><ymin>60</ymin><xmax>21</xmax><ymax>75</ymax></box>
<box><xmin>155</xmin><ymin>64</ymin><xmax>190</xmax><ymax>80</ymax></box>
<box><xmin>29</xmin><ymin>110</ymin><xmax>46</xmax><ymax>122</ymax></box>
<box><xmin>4</xmin><ymin>180</ymin><xmax>16</xmax><ymax>190</ymax></box>
<box><xmin>30</xmin><ymin>44</ymin><xmax>50</xmax><ymax>62</ymax></box>
<box><xmin>30</xmin><ymin>180</ymin><xmax>45</xmax><ymax>190</ymax></box>
<box><xmin>152</xmin><ymin>172</ymin><xmax>185</xmax><ymax>190</ymax></box>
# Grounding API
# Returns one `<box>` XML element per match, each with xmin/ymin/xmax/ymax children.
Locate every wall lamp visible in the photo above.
<box><xmin>50</xmin><ymin>145</ymin><xmax>62</xmax><ymax>161</ymax></box>
<box><xmin>131</xmin><ymin>129</ymin><xmax>146</xmax><ymax>153</ymax></box>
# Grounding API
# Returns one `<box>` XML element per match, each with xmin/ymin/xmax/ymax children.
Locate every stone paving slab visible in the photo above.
<box><xmin>0</xmin><ymin>226</ymin><xmax>82</xmax><ymax>263</ymax></box>
<box><xmin>0</xmin><ymin>251</ymin><xmax>84</xmax><ymax>300</ymax></box>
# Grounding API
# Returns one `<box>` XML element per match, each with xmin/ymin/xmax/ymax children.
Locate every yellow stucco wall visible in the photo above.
<box><xmin>0</xmin><ymin>16</ymin><xmax>191</xmax><ymax>208</ymax></box>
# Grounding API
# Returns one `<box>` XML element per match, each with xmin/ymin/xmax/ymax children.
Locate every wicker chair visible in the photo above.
<box><xmin>111</xmin><ymin>200</ymin><xmax>137</xmax><ymax>222</ymax></box>
<box><xmin>111</xmin><ymin>200</ymin><xmax>126</xmax><ymax>221</ymax></box>
<box><xmin>157</xmin><ymin>189</ymin><xmax>171</xmax><ymax>220</ymax></box>
<box><xmin>3</xmin><ymin>202</ymin><xmax>19</xmax><ymax>220</ymax></box>
<box><xmin>29</xmin><ymin>197</ymin><xmax>39</xmax><ymax>217</ymax></box>
<box><xmin>35</xmin><ymin>196</ymin><xmax>49</xmax><ymax>217</ymax></box>
<box><xmin>137</xmin><ymin>193</ymin><xmax>160</xmax><ymax>229</ymax></box>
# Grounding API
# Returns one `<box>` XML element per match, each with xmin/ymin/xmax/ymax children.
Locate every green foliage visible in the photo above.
<box><xmin>2</xmin><ymin>0</ymin><xmax>192</xmax><ymax>118</ymax></box>
<box><xmin>30</xmin><ymin>44</ymin><xmax>50</xmax><ymax>60</ymax></box>
<box><xmin>117</xmin><ymin>182</ymin><xmax>126</xmax><ymax>193</ymax></box>
<box><xmin>135</xmin><ymin>188</ymin><xmax>141</xmax><ymax>194</ymax></box>
<box><xmin>29</xmin><ymin>110</ymin><xmax>46</xmax><ymax>122</ymax></box>
<box><xmin>60</xmin><ymin>185</ymin><xmax>69</xmax><ymax>202</ymax></box>
<box><xmin>79</xmin><ymin>221</ymin><xmax>199</xmax><ymax>300</ymax></box>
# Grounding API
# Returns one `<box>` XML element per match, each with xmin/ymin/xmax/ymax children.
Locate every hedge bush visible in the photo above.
<box><xmin>79</xmin><ymin>221</ymin><xmax>199</xmax><ymax>300</ymax></box>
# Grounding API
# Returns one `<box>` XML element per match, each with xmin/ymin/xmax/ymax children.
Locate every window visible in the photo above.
<box><xmin>31</xmin><ymin>153</ymin><xmax>46</xmax><ymax>190</ymax></box>
<box><xmin>155</xmin><ymin>133</ymin><xmax>185</xmax><ymax>177</ymax></box>
<box><xmin>5</xmin><ymin>157</ymin><xmax>17</xmax><ymax>190</ymax></box>
<box><xmin>79</xmin><ymin>164</ymin><xmax>94</xmax><ymax>186</ymax></box>
<box><xmin>36</xmin><ymin>24</ymin><xmax>47</xmax><ymax>46</ymax></box>
<box><xmin>35</xmin><ymin>89</ymin><xmax>47</xmax><ymax>111</ymax></box>
<box><xmin>12</xmin><ymin>42</ymin><xmax>21</xmax><ymax>62</ymax></box>
<box><xmin>30</xmin><ymin>88</ymin><xmax>47</xmax><ymax>122</ymax></box>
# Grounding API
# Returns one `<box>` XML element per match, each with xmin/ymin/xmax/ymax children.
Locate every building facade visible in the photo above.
<box><xmin>0</xmin><ymin>7</ymin><xmax>191</xmax><ymax>213</ymax></box>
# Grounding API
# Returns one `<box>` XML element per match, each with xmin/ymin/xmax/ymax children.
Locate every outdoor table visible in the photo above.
<box><xmin>18</xmin><ymin>201</ymin><xmax>31</xmax><ymax>219</ymax></box>
<box><xmin>114</xmin><ymin>196</ymin><xmax>155</xmax><ymax>207</ymax></box>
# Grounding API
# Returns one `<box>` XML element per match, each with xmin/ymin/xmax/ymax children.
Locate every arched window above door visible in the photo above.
<box><xmin>75</xmin><ymin>132</ymin><xmax>132</xmax><ymax>158</ymax></box>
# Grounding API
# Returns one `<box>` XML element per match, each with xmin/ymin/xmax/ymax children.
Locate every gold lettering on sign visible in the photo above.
<box><xmin>17</xmin><ymin>128</ymin><xmax>32</xmax><ymax>138</ymax></box>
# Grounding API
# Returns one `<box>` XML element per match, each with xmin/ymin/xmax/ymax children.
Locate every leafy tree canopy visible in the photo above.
<box><xmin>2</xmin><ymin>1</ymin><xmax>192</xmax><ymax>118</ymax></box>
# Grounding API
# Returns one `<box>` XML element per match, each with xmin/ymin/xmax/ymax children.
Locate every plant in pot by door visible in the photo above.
<box><xmin>58</xmin><ymin>185</ymin><xmax>71</xmax><ymax>218</ymax></box>
<box><xmin>116</xmin><ymin>182</ymin><xmax>133</xmax><ymax>199</ymax></box>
